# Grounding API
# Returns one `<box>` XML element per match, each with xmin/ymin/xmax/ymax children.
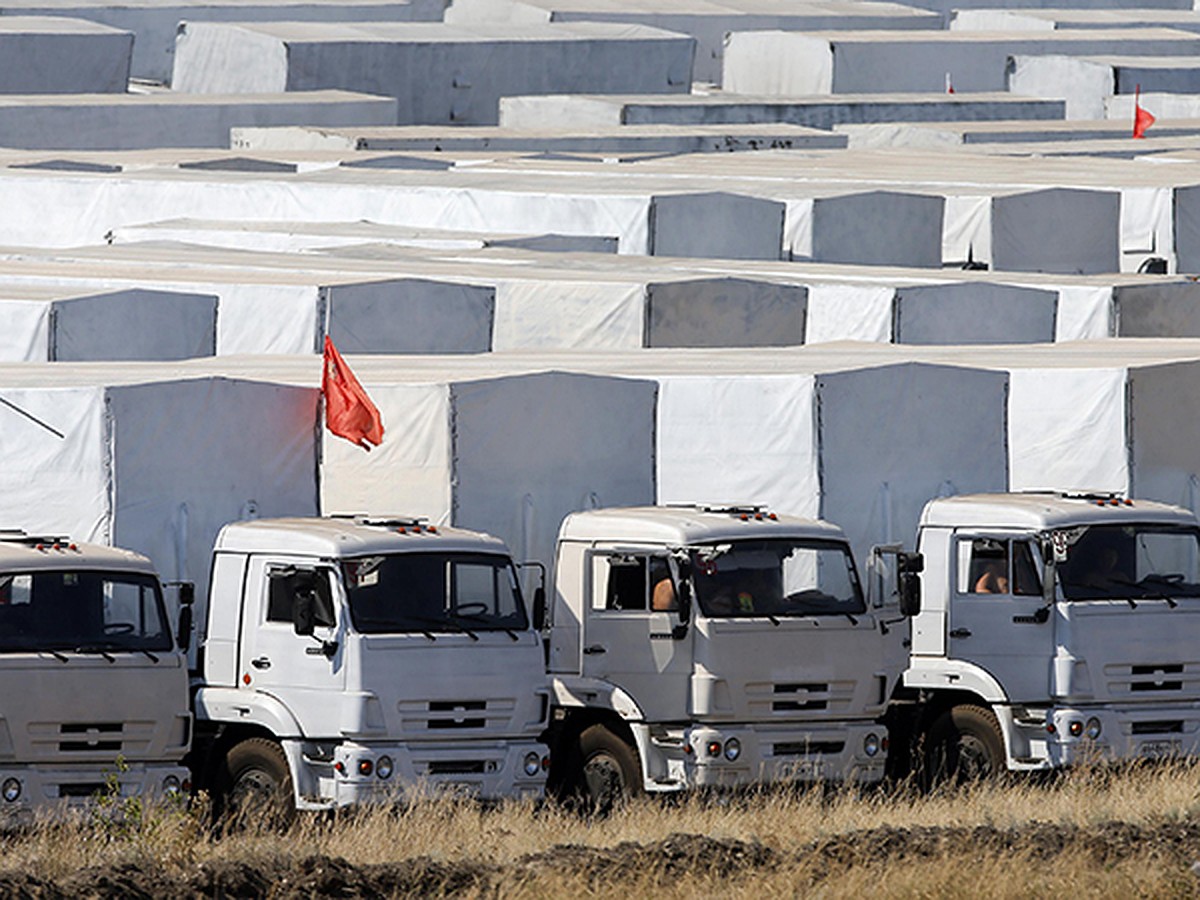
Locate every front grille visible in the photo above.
<box><xmin>59</xmin><ymin>722</ymin><xmax>122</xmax><ymax>753</ymax></box>
<box><xmin>1132</xmin><ymin>720</ymin><xmax>1183</xmax><ymax>735</ymax></box>
<box><xmin>773</xmin><ymin>740</ymin><xmax>845</xmax><ymax>757</ymax></box>
<box><xmin>772</xmin><ymin>683</ymin><xmax>829</xmax><ymax>712</ymax></box>
<box><xmin>427</xmin><ymin>701</ymin><xmax>487</xmax><ymax>730</ymax></box>
<box><xmin>1130</xmin><ymin>665</ymin><xmax>1184</xmax><ymax>692</ymax></box>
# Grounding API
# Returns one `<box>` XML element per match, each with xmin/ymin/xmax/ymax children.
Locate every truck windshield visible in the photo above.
<box><xmin>342</xmin><ymin>553</ymin><xmax>529</xmax><ymax>634</ymax></box>
<box><xmin>1054</xmin><ymin>524</ymin><xmax>1200</xmax><ymax>601</ymax></box>
<box><xmin>0</xmin><ymin>570</ymin><xmax>171</xmax><ymax>653</ymax></box>
<box><xmin>690</xmin><ymin>539</ymin><xmax>865</xmax><ymax>618</ymax></box>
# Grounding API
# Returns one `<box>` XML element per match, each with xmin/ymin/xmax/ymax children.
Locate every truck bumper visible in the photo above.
<box><xmin>1007</xmin><ymin>703</ymin><xmax>1200</xmax><ymax>769</ymax></box>
<box><xmin>0</xmin><ymin>760</ymin><xmax>189</xmax><ymax>824</ymax></box>
<box><xmin>286</xmin><ymin>738</ymin><xmax>548</xmax><ymax>809</ymax></box>
<box><xmin>677</xmin><ymin>722</ymin><xmax>887</xmax><ymax>788</ymax></box>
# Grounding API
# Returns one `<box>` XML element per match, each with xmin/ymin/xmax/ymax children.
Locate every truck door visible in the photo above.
<box><xmin>581</xmin><ymin>551</ymin><xmax>692</xmax><ymax>722</ymax></box>
<box><xmin>238</xmin><ymin>556</ymin><xmax>346</xmax><ymax>731</ymax></box>
<box><xmin>947</xmin><ymin>534</ymin><xmax>1055</xmax><ymax>702</ymax></box>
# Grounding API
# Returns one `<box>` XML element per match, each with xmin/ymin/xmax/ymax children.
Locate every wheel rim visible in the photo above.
<box><xmin>582</xmin><ymin>751</ymin><xmax>626</xmax><ymax>812</ymax></box>
<box><xmin>953</xmin><ymin>733</ymin><xmax>996</xmax><ymax>781</ymax></box>
<box><xmin>228</xmin><ymin>768</ymin><xmax>286</xmax><ymax>825</ymax></box>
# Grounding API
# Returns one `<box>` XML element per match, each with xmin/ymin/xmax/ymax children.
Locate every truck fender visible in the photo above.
<box><xmin>549</xmin><ymin>676</ymin><xmax>646</xmax><ymax>722</ymax></box>
<box><xmin>193</xmin><ymin>686</ymin><xmax>305</xmax><ymax>740</ymax></box>
<box><xmin>903</xmin><ymin>659</ymin><xmax>1009</xmax><ymax>705</ymax></box>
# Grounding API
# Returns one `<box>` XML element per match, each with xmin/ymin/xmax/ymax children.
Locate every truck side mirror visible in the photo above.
<box><xmin>532</xmin><ymin>585</ymin><xmax>547</xmax><ymax>631</ymax></box>
<box><xmin>677</xmin><ymin>579</ymin><xmax>692</xmax><ymax>625</ymax></box>
<box><xmin>293</xmin><ymin>589</ymin><xmax>316</xmax><ymax>637</ymax></box>
<box><xmin>897</xmin><ymin>551</ymin><xmax>923</xmax><ymax>617</ymax></box>
<box><xmin>179</xmin><ymin>582</ymin><xmax>195</xmax><ymax>607</ymax></box>
<box><xmin>176</xmin><ymin>604</ymin><xmax>193</xmax><ymax>653</ymax></box>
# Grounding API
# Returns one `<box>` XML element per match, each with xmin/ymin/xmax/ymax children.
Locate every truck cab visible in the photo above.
<box><xmin>902</xmin><ymin>492</ymin><xmax>1200</xmax><ymax>777</ymax></box>
<box><xmin>0</xmin><ymin>532</ymin><xmax>191</xmax><ymax>823</ymax></box>
<box><xmin>546</xmin><ymin>505</ymin><xmax>896</xmax><ymax>807</ymax></box>
<box><xmin>190</xmin><ymin>516</ymin><xmax>549</xmax><ymax>816</ymax></box>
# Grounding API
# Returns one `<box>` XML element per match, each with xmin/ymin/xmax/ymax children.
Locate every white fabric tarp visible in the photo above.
<box><xmin>172</xmin><ymin>21</ymin><xmax>695</xmax><ymax>125</ymax></box>
<box><xmin>0</xmin><ymin>16</ymin><xmax>131</xmax><ymax>93</ymax></box>
<box><xmin>499</xmin><ymin>92</ymin><xmax>1065</xmax><ymax>128</ymax></box>
<box><xmin>321</xmin><ymin>370</ymin><xmax>657</xmax><ymax>572</ymax></box>
<box><xmin>444</xmin><ymin>0</ymin><xmax>940</xmax><ymax>85</ymax></box>
<box><xmin>0</xmin><ymin>286</ymin><xmax>217</xmax><ymax>361</ymax></box>
<box><xmin>991</xmin><ymin>188</ymin><xmax>1121</xmax><ymax>275</ymax></box>
<box><xmin>0</xmin><ymin>372</ymin><xmax>318</xmax><ymax>608</ymax></box>
<box><xmin>722</xmin><ymin>28</ymin><xmax>1200</xmax><ymax>95</ymax></box>
<box><xmin>0</xmin><ymin>91</ymin><xmax>398</xmax><ymax>151</ymax></box>
<box><xmin>0</xmin><ymin>0</ymin><xmax>442</xmax><ymax>84</ymax></box>
<box><xmin>1009</xmin><ymin>54</ymin><xmax>1200</xmax><ymax>120</ymax></box>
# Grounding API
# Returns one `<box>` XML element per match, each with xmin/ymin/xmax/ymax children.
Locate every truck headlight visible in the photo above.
<box><xmin>162</xmin><ymin>775</ymin><xmax>181</xmax><ymax>795</ymax></box>
<box><xmin>1</xmin><ymin>778</ymin><xmax>19</xmax><ymax>802</ymax></box>
<box><xmin>376</xmin><ymin>756</ymin><xmax>394</xmax><ymax>780</ymax></box>
<box><xmin>1085</xmin><ymin>718</ymin><xmax>1102</xmax><ymax>740</ymax></box>
<box><xmin>723</xmin><ymin>737</ymin><xmax>741</xmax><ymax>761</ymax></box>
<box><xmin>863</xmin><ymin>733</ymin><xmax>881</xmax><ymax>758</ymax></box>
<box><xmin>1069</xmin><ymin>720</ymin><xmax>1083</xmax><ymax>737</ymax></box>
<box><xmin>523</xmin><ymin>752</ymin><xmax>541</xmax><ymax>777</ymax></box>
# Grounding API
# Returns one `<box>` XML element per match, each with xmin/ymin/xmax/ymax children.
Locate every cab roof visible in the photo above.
<box><xmin>215</xmin><ymin>516</ymin><xmax>511</xmax><ymax>558</ymax></box>
<box><xmin>920</xmin><ymin>492</ymin><xmax>1198</xmax><ymax>531</ymax></box>
<box><xmin>0</xmin><ymin>531</ymin><xmax>157</xmax><ymax>574</ymax></box>
<box><xmin>557</xmin><ymin>504</ymin><xmax>849</xmax><ymax>546</ymax></box>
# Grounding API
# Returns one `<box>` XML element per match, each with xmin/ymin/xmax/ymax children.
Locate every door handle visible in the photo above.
<box><xmin>251</xmin><ymin>656</ymin><xmax>272</xmax><ymax>669</ymax></box>
<box><xmin>583</xmin><ymin>644</ymin><xmax>607</xmax><ymax>655</ymax></box>
<box><xmin>948</xmin><ymin>628</ymin><xmax>972</xmax><ymax>639</ymax></box>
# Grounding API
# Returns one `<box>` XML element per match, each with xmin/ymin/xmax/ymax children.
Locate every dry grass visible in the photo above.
<box><xmin>5</xmin><ymin>761</ymin><xmax>1200</xmax><ymax>896</ymax></box>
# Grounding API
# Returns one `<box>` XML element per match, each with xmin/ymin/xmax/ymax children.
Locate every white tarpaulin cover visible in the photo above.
<box><xmin>1008</xmin><ymin>54</ymin><xmax>1200</xmax><ymax>120</ymax></box>
<box><xmin>499</xmin><ymin>92</ymin><xmax>1065</xmax><ymax>128</ymax></box>
<box><xmin>0</xmin><ymin>0</ymin><xmax>442</xmax><ymax>84</ymax></box>
<box><xmin>321</xmin><ymin>369</ymin><xmax>657</xmax><ymax>571</ymax></box>
<box><xmin>722</xmin><ymin>28</ymin><xmax>1200</xmax><ymax>95</ymax></box>
<box><xmin>172</xmin><ymin>21</ymin><xmax>695</xmax><ymax>125</ymax></box>
<box><xmin>0</xmin><ymin>16</ymin><xmax>131</xmax><ymax>93</ymax></box>
<box><xmin>444</xmin><ymin>0</ymin><xmax>940</xmax><ymax>85</ymax></box>
<box><xmin>0</xmin><ymin>91</ymin><xmax>398</xmax><ymax>150</ymax></box>
<box><xmin>0</xmin><ymin>286</ymin><xmax>216</xmax><ymax>361</ymax></box>
<box><xmin>0</xmin><ymin>371</ymin><xmax>317</xmax><ymax>604</ymax></box>
<box><xmin>991</xmin><ymin>188</ymin><xmax>1121</xmax><ymax>275</ymax></box>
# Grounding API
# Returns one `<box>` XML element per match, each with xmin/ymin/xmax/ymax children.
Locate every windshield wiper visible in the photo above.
<box><xmin>74</xmin><ymin>644</ymin><xmax>116</xmax><ymax>663</ymax></box>
<box><xmin>451</xmin><ymin>612</ymin><xmax>519</xmax><ymax>641</ymax></box>
<box><xmin>43</xmin><ymin>648</ymin><xmax>69</xmax><ymax>663</ymax></box>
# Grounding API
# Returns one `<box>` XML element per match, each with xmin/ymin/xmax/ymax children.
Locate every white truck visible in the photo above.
<box><xmin>186</xmin><ymin>516</ymin><xmax>550</xmax><ymax>818</ymax></box>
<box><xmin>0</xmin><ymin>531</ymin><xmax>191</xmax><ymax>822</ymax></box>
<box><xmin>891</xmin><ymin>491</ymin><xmax>1200</xmax><ymax>780</ymax></box>
<box><xmin>542</xmin><ymin>504</ymin><xmax>907</xmax><ymax>807</ymax></box>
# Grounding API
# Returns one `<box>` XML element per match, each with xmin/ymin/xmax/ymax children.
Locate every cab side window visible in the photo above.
<box><xmin>959</xmin><ymin>539</ymin><xmax>1042</xmax><ymax>597</ymax></box>
<box><xmin>266</xmin><ymin>568</ymin><xmax>336</xmax><ymax>627</ymax></box>
<box><xmin>595</xmin><ymin>555</ymin><xmax>677</xmax><ymax>612</ymax></box>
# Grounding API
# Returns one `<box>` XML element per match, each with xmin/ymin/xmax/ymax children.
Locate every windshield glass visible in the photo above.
<box><xmin>1053</xmin><ymin>524</ymin><xmax>1200</xmax><ymax>600</ymax></box>
<box><xmin>0</xmin><ymin>570</ymin><xmax>171</xmax><ymax>652</ymax></box>
<box><xmin>691</xmin><ymin>539</ymin><xmax>865</xmax><ymax>618</ymax></box>
<box><xmin>343</xmin><ymin>552</ymin><xmax>529</xmax><ymax>634</ymax></box>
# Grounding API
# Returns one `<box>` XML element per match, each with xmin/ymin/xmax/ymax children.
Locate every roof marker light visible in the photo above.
<box><xmin>397</xmin><ymin>527</ymin><xmax>406</xmax><ymax>534</ymax></box>
<box><xmin>428</xmin><ymin>525</ymin><xmax>437</xmax><ymax>533</ymax></box>
<box><xmin>768</xmin><ymin>512</ymin><xmax>777</xmax><ymax>520</ymax></box>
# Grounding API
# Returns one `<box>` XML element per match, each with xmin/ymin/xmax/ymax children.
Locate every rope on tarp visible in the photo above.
<box><xmin>0</xmin><ymin>394</ymin><xmax>65</xmax><ymax>439</ymax></box>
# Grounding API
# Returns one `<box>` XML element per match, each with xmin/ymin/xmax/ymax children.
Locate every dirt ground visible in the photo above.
<box><xmin>4</xmin><ymin>820</ymin><xmax>1200</xmax><ymax>898</ymax></box>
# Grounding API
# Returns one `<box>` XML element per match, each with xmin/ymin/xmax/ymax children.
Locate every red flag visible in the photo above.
<box><xmin>1133</xmin><ymin>84</ymin><xmax>1155</xmax><ymax>139</ymax></box>
<box><xmin>322</xmin><ymin>336</ymin><xmax>384</xmax><ymax>450</ymax></box>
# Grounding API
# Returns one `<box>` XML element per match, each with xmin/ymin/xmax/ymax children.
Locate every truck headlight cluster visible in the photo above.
<box><xmin>723</xmin><ymin>737</ymin><xmax>741</xmax><ymax>761</ymax></box>
<box><xmin>162</xmin><ymin>775</ymin><xmax>181</xmax><ymax>796</ymax></box>
<box><xmin>863</xmin><ymin>733</ymin><xmax>881</xmax><ymax>758</ymax></box>
<box><xmin>1085</xmin><ymin>718</ymin><xmax>1102</xmax><ymax>740</ymax></box>
<box><xmin>1</xmin><ymin>778</ymin><xmax>19</xmax><ymax>803</ymax></box>
<box><xmin>523</xmin><ymin>752</ymin><xmax>541</xmax><ymax>777</ymax></box>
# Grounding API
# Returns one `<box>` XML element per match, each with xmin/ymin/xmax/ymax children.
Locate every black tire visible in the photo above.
<box><xmin>577</xmin><ymin>724</ymin><xmax>642</xmax><ymax>815</ymax></box>
<box><xmin>219</xmin><ymin>737</ymin><xmax>295</xmax><ymax>830</ymax></box>
<box><xmin>923</xmin><ymin>704</ymin><xmax>1005</xmax><ymax>787</ymax></box>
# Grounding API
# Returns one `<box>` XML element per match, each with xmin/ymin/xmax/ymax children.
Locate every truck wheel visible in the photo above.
<box><xmin>220</xmin><ymin>738</ymin><xmax>295</xmax><ymax>830</ymax></box>
<box><xmin>578</xmin><ymin>724</ymin><xmax>642</xmax><ymax>815</ymax></box>
<box><xmin>924</xmin><ymin>704</ymin><xmax>1005</xmax><ymax>786</ymax></box>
